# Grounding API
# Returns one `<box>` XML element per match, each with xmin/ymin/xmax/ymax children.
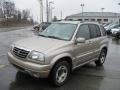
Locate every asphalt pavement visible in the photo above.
<box><xmin>0</xmin><ymin>28</ymin><xmax>120</xmax><ymax>90</ymax></box>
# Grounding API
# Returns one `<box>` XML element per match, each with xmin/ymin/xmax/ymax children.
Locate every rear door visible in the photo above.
<box><xmin>88</xmin><ymin>24</ymin><xmax>102</xmax><ymax>59</ymax></box>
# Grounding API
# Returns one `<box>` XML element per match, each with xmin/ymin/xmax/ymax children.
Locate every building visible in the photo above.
<box><xmin>0</xmin><ymin>6</ymin><xmax>4</xmax><ymax>21</ymax></box>
<box><xmin>65</xmin><ymin>12</ymin><xmax>120</xmax><ymax>24</ymax></box>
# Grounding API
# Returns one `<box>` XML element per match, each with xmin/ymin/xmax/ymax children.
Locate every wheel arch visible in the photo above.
<box><xmin>50</xmin><ymin>54</ymin><xmax>73</xmax><ymax>73</ymax></box>
<box><xmin>101</xmin><ymin>46</ymin><xmax>108</xmax><ymax>54</ymax></box>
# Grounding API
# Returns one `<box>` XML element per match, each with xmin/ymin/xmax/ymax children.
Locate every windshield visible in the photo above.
<box><xmin>39</xmin><ymin>23</ymin><xmax>77</xmax><ymax>41</ymax></box>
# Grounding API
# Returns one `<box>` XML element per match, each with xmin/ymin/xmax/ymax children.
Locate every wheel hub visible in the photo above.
<box><xmin>100</xmin><ymin>52</ymin><xmax>106</xmax><ymax>63</ymax></box>
<box><xmin>56</xmin><ymin>66</ymin><xmax>68</xmax><ymax>83</ymax></box>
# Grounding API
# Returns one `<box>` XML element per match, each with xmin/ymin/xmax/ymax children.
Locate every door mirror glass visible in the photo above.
<box><xmin>76</xmin><ymin>38</ymin><xmax>86</xmax><ymax>43</ymax></box>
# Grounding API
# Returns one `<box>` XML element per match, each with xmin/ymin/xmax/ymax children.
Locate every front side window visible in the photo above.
<box><xmin>39</xmin><ymin>23</ymin><xmax>77</xmax><ymax>41</ymax></box>
<box><xmin>76</xmin><ymin>24</ymin><xmax>90</xmax><ymax>40</ymax></box>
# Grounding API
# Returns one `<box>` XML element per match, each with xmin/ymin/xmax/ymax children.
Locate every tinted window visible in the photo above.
<box><xmin>95</xmin><ymin>25</ymin><xmax>101</xmax><ymax>37</ymax></box>
<box><xmin>76</xmin><ymin>25</ymin><xmax>90</xmax><ymax>40</ymax></box>
<box><xmin>100</xmin><ymin>26</ymin><xmax>107</xmax><ymax>36</ymax></box>
<box><xmin>89</xmin><ymin>24</ymin><xmax>98</xmax><ymax>38</ymax></box>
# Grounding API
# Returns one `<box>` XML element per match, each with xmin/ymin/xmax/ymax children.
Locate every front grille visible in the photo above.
<box><xmin>13</xmin><ymin>47</ymin><xmax>29</xmax><ymax>59</ymax></box>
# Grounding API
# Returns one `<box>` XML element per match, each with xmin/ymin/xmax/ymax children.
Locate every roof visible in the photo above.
<box><xmin>53</xmin><ymin>21</ymin><xmax>81</xmax><ymax>24</ymax></box>
<box><xmin>66</xmin><ymin>12</ymin><xmax>120</xmax><ymax>18</ymax></box>
<box><xmin>53</xmin><ymin>20</ymin><xmax>100</xmax><ymax>25</ymax></box>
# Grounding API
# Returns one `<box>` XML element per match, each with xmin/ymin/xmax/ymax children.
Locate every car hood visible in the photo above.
<box><xmin>14</xmin><ymin>36</ymin><xmax>70</xmax><ymax>53</ymax></box>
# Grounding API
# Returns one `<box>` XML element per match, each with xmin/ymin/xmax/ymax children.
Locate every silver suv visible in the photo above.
<box><xmin>8</xmin><ymin>21</ymin><xmax>108</xmax><ymax>86</ymax></box>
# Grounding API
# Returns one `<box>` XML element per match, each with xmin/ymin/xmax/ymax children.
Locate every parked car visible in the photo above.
<box><xmin>33</xmin><ymin>22</ymin><xmax>51</xmax><ymax>31</ymax></box>
<box><xmin>111</xmin><ymin>27</ymin><xmax>120</xmax><ymax>34</ymax></box>
<box><xmin>111</xmin><ymin>27</ymin><xmax>120</xmax><ymax>38</ymax></box>
<box><xmin>104</xmin><ymin>24</ymin><xmax>120</xmax><ymax>35</ymax></box>
<box><xmin>103</xmin><ymin>22</ymin><xmax>112</xmax><ymax>27</ymax></box>
<box><xmin>33</xmin><ymin>24</ymin><xmax>40</xmax><ymax>31</ymax></box>
<box><xmin>8</xmin><ymin>21</ymin><xmax>108</xmax><ymax>86</ymax></box>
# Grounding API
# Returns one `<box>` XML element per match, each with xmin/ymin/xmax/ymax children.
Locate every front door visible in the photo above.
<box><xmin>73</xmin><ymin>24</ymin><xmax>94</xmax><ymax>66</ymax></box>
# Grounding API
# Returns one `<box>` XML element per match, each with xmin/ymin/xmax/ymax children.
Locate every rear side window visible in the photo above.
<box><xmin>89</xmin><ymin>24</ymin><xmax>101</xmax><ymax>38</ymax></box>
<box><xmin>89</xmin><ymin>24</ymin><xmax>98</xmax><ymax>38</ymax></box>
<box><xmin>76</xmin><ymin>24</ymin><xmax>90</xmax><ymax>40</ymax></box>
<box><xmin>100</xmin><ymin>26</ymin><xmax>107</xmax><ymax>36</ymax></box>
<box><xmin>95</xmin><ymin>25</ymin><xmax>101</xmax><ymax>37</ymax></box>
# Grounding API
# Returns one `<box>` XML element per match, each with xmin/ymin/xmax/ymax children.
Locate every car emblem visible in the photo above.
<box><xmin>17</xmin><ymin>50</ymin><xmax>21</xmax><ymax>54</ymax></box>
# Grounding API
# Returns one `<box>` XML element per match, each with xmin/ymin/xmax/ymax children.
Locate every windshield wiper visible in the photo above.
<box><xmin>39</xmin><ymin>35</ymin><xmax>65</xmax><ymax>40</ymax></box>
<box><xmin>39</xmin><ymin>34</ymin><xmax>48</xmax><ymax>37</ymax></box>
<box><xmin>47</xmin><ymin>36</ymin><xmax>64</xmax><ymax>40</ymax></box>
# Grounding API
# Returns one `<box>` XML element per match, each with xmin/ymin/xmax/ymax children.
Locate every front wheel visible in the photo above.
<box><xmin>116</xmin><ymin>35</ymin><xmax>120</xmax><ymax>39</ymax></box>
<box><xmin>49</xmin><ymin>61</ymin><xmax>70</xmax><ymax>87</ymax></box>
<box><xmin>95</xmin><ymin>49</ymin><xmax>107</xmax><ymax>66</ymax></box>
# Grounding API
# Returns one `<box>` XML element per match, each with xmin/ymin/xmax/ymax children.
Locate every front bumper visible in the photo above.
<box><xmin>112</xmin><ymin>32</ymin><xmax>120</xmax><ymax>37</ymax></box>
<box><xmin>8</xmin><ymin>52</ymin><xmax>51</xmax><ymax>78</ymax></box>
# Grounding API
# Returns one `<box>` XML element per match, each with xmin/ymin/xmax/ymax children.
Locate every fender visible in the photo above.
<box><xmin>50</xmin><ymin>53</ymin><xmax>73</xmax><ymax>67</ymax></box>
<box><xmin>100</xmin><ymin>43</ymin><xmax>108</xmax><ymax>51</ymax></box>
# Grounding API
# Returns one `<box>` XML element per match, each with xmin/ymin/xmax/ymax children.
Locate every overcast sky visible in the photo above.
<box><xmin>13</xmin><ymin>0</ymin><xmax>120</xmax><ymax>22</ymax></box>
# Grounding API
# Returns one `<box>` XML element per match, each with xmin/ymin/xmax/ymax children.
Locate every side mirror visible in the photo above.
<box><xmin>76</xmin><ymin>37</ymin><xmax>86</xmax><ymax>43</ymax></box>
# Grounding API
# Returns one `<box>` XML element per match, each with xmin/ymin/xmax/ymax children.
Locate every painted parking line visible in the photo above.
<box><xmin>0</xmin><ymin>64</ymin><xmax>5</xmax><ymax>69</ymax></box>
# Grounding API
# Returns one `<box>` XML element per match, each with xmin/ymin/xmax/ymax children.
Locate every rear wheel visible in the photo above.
<box><xmin>95</xmin><ymin>49</ymin><xmax>107</xmax><ymax>66</ymax></box>
<box><xmin>49</xmin><ymin>61</ymin><xmax>70</xmax><ymax>87</ymax></box>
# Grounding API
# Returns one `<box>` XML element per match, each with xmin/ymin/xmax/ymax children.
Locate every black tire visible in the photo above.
<box><xmin>117</xmin><ymin>35</ymin><xmax>120</xmax><ymax>39</ymax></box>
<box><xmin>49</xmin><ymin>61</ymin><xmax>70</xmax><ymax>87</ymax></box>
<box><xmin>95</xmin><ymin>49</ymin><xmax>107</xmax><ymax>66</ymax></box>
<box><xmin>16</xmin><ymin>71</ymin><xmax>31</xmax><ymax>81</ymax></box>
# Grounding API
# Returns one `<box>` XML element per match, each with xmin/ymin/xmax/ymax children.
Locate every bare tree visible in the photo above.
<box><xmin>2</xmin><ymin>0</ymin><xmax>16</xmax><ymax>18</ymax></box>
<box><xmin>0</xmin><ymin>0</ymin><xmax>33</xmax><ymax>27</ymax></box>
<box><xmin>0</xmin><ymin>0</ymin><xmax>4</xmax><ymax>18</ymax></box>
<box><xmin>22</xmin><ymin>10</ymin><xmax>30</xmax><ymax>20</ymax></box>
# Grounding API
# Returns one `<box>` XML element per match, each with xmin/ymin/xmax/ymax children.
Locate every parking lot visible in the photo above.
<box><xmin>0</xmin><ymin>27</ymin><xmax>120</xmax><ymax>90</ymax></box>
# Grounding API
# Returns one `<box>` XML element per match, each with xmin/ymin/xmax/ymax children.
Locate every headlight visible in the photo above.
<box><xmin>28</xmin><ymin>51</ymin><xmax>45</xmax><ymax>62</ymax></box>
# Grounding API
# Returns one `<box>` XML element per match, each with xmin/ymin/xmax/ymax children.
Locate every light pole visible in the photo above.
<box><xmin>101</xmin><ymin>8</ymin><xmax>105</xmax><ymax>24</ymax></box>
<box><xmin>38</xmin><ymin>0</ymin><xmax>43</xmax><ymax>23</ymax></box>
<box><xmin>61</xmin><ymin>11</ymin><xmax>63</xmax><ymax>20</ymax></box>
<box><xmin>80</xmin><ymin>4</ymin><xmax>85</xmax><ymax>21</ymax></box>
<box><xmin>118</xmin><ymin>3</ymin><xmax>120</xmax><ymax>24</ymax></box>
<box><xmin>50</xmin><ymin>7</ymin><xmax>54</xmax><ymax>22</ymax></box>
<box><xmin>48</xmin><ymin>1</ymin><xmax>54</xmax><ymax>22</ymax></box>
<box><xmin>101</xmin><ymin>8</ymin><xmax>105</xmax><ymax>15</ymax></box>
<box><xmin>46</xmin><ymin>0</ymin><xmax>49</xmax><ymax>22</ymax></box>
<box><xmin>38</xmin><ymin>0</ymin><xmax>43</xmax><ymax>31</ymax></box>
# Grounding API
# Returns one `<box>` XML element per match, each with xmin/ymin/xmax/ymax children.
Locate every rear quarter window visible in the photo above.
<box><xmin>95</xmin><ymin>25</ymin><xmax>101</xmax><ymax>37</ymax></box>
<box><xmin>100</xmin><ymin>26</ymin><xmax>107</xmax><ymax>36</ymax></box>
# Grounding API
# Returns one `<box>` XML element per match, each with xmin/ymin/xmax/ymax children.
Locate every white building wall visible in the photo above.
<box><xmin>66</xmin><ymin>16</ymin><xmax>120</xmax><ymax>24</ymax></box>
